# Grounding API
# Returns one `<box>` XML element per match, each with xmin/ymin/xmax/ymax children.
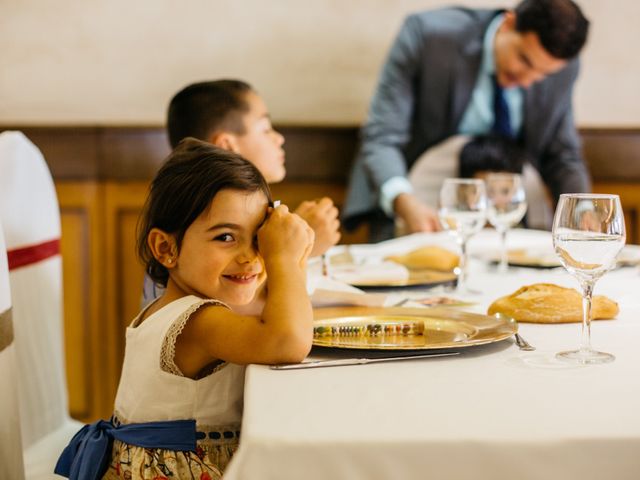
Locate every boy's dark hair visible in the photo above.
<box><xmin>459</xmin><ymin>134</ymin><xmax>528</xmax><ymax>178</ymax></box>
<box><xmin>515</xmin><ymin>0</ymin><xmax>589</xmax><ymax>59</ymax></box>
<box><xmin>137</xmin><ymin>137</ymin><xmax>272</xmax><ymax>286</ymax></box>
<box><xmin>167</xmin><ymin>80</ymin><xmax>253</xmax><ymax>149</ymax></box>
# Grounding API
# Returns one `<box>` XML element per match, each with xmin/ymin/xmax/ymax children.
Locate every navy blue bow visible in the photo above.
<box><xmin>54</xmin><ymin>418</ymin><xmax>197</xmax><ymax>480</ymax></box>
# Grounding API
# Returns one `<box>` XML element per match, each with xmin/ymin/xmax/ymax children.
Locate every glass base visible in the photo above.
<box><xmin>556</xmin><ymin>349</ymin><xmax>615</xmax><ymax>365</ymax></box>
<box><xmin>496</xmin><ymin>261</ymin><xmax>509</xmax><ymax>274</ymax></box>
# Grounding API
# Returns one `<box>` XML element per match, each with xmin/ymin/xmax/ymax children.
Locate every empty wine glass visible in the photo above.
<box><xmin>439</xmin><ymin>178</ymin><xmax>487</xmax><ymax>294</ymax></box>
<box><xmin>486</xmin><ymin>173</ymin><xmax>527</xmax><ymax>273</ymax></box>
<box><xmin>552</xmin><ymin>194</ymin><xmax>625</xmax><ymax>364</ymax></box>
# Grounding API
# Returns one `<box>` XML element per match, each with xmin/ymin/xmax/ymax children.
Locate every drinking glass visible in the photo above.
<box><xmin>439</xmin><ymin>178</ymin><xmax>487</xmax><ymax>294</ymax></box>
<box><xmin>486</xmin><ymin>173</ymin><xmax>527</xmax><ymax>273</ymax></box>
<box><xmin>552</xmin><ymin>194</ymin><xmax>625</xmax><ymax>364</ymax></box>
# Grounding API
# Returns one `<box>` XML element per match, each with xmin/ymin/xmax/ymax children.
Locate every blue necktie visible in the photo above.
<box><xmin>492</xmin><ymin>75</ymin><xmax>514</xmax><ymax>138</ymax></box>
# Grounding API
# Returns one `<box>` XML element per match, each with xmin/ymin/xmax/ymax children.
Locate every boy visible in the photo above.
<box><xmin>459</xmin><ymin>134</ymin><xmax>552</xmax><ymax>229</ymax></box>
<box><xmin>167</xmin><ymin>80</ymin><xmax>340</xmax><ymax>256</ymax></box>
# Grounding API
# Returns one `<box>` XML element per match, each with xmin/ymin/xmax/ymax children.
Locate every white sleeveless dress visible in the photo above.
<box><xmin>103</xmin><ymin>295</ymin><xmax>245</xmax><ymax>479</ymax></box>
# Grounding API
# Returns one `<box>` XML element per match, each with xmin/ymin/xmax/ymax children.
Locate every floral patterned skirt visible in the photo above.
<box><xmin>102</xmin><ymin>427</ymin><xmax>239</xmax><ymax>480</ymax></box>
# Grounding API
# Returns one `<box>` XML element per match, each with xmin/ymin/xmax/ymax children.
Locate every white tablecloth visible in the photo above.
<box><xmin>224</xmin><ymin>229</ymin><xmax>640</xmax><ymax>480</ymax></box>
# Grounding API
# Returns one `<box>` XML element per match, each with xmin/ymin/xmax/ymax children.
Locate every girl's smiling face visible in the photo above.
<box><xmin>168</xmin><ymin>188</ymin><xmax>269</xmax><ymax>305</ymax></box>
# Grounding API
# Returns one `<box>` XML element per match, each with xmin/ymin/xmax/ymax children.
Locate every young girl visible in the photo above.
<box><xmin>56</xmin><ymin>138</ymin><xmax>315</xmax><ymax>480</ymax></box>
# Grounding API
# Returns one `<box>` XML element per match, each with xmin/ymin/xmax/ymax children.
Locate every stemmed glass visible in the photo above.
<box><xmin>486</xmin><ymin>173</ymin><xmax>527</xmax><ymax>273</ymax></box>
<box><xmin>439</xmin><ymin>178</ymin><xmax>487</xmax><ymax>294</ymax></box>
<box><xmin>552</xmin><ymin>194</ymin><xmax>625</xmax><ymax>364</ymax></box>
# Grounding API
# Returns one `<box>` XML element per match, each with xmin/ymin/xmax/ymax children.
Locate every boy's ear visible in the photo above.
<box><xmin>147</xmin><ymin>228</ymin><xmax>178</xmax><ymax>268</ymax></box>
<box><xmin>210</xmin><ymin>132</ymin><xmax>240</xmax><ymax>154</ymax></box>
<box><xmin>502</xmin><ymin>10</ymin><xmax>516</xmax><ymax>30</ymax></box>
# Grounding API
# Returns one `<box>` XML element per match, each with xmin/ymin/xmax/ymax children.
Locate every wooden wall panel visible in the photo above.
<box><xmin>56</xmin><ymin>181</ymin><xmax>108</xmax><ymax>422</ymax></box>
<box><xmin>59</xmin><ymin>206</ymin><xmax>91</xmax><ymax>418</ymax></box>
<box><xmin>593</xmin><ymin>182</ymin><xmax>640</xmax><ymax>244</ymax></box>
<box><xmin>103</xmin><ymin>182</ymin><xmax>150</xmax><ymax>408</ymax></box>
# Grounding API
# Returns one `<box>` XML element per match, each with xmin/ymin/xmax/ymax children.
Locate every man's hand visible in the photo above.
<box><xmin>393</xmin><ymin>193</ymin><xmax>442</xmax><ymax>234</ymax></box>
<box><xmin>294</xmin><ymin>197</ymin><xmax>341</xmax><ymax>257</ymax></box>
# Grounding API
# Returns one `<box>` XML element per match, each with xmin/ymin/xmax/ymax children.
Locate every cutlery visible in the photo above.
<box><xmin>270</xmin><ymin>351</ymin><xmax>459</xmax><ymax>370</ymax></box>
<box><xmin>514</xmin><ymin>332</ymin><xmax>535</xmax><ymax>351</ymax></box>
<box><xmin>321</xmin><ymin>253</ymin><xmax>330</xmax><ymax>276</ymax></box>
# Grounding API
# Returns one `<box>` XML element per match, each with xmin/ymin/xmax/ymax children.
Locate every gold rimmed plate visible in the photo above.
<box><xmin>347</xmin><ymin>268</ymin><xmax>457</xmax><ymax>290</ymax></box>
<box><xmin>312</xmin><ymin>306</ymin><xmax>517</xmax><ymax>350</ymax></box>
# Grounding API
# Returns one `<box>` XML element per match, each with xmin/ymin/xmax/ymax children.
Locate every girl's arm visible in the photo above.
<box><xmin>175</xmin><ymin>205</ymin><xmax>315</xmax><ymax>375</ymax></box>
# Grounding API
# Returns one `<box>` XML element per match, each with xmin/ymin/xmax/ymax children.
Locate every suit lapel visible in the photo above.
<box><xmin>523</xmin><ymin>81</ymin><xmax>548</xmax><ymax>163</ymax></box>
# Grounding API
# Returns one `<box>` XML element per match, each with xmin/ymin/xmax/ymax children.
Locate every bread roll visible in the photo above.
<box><xmin>487</xmin><ymin>283</ymin><xmax>618</xmax><ymax>324</ymax></box>
<box><xmin>387</xmin><ymin>246</ymin><xmax>459</xmax><ymax>272</ymax></box>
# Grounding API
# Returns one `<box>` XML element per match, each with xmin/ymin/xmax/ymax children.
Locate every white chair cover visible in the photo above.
<box><xmin>0</xmin><ymin>221</ymin><xmax>26</xmax><ymax>479</ymax></box>
<box><xmin>0</xmin><ymin>131</ymin><xmax>81</xmax><ymax>479</ymax></box>
<box><xmin>407</xmin><ymin>134</ymin><xmax>553</xmax><ymax>230</ymax></box>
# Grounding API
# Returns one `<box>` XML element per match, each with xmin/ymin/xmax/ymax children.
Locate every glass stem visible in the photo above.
<box><xmin>457</xmin><ymin>238</ymin><xmax>467</xmax><ymax>291</ymax></box>
<box><xmin>579</xmin><ymin>281</ymin><xmax>595</xmax><ymax>353</ymax></box>
<box><xmin>498</xmin><ymin>229</ymin><xmax>508</xmax><ymax>273</ymax></box>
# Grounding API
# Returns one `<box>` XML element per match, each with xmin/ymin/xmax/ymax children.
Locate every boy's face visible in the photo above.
<box><xmin>231</xmin><ymin>91</ymin><xmax>286</xmax><ymax>183</ymax></box>
<box><xmin>170</xmin><ymin>189</ymin><xmax>268</xmax><ymax>306</ymax></box>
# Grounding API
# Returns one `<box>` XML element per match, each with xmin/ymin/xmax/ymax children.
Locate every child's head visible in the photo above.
<box><xmin>138</xmin><ymin>138</ymin><xmax>273</xmax><ymax>305</ymax></box>
<box><xmin>458</xmin><ymin>134</ymin><xmax>528</xmax><ymax>180</ymax></box>
<box><xmin>167</xmin><ymin>80</ymin><xmax>286</xmax><ymax>183</ymax></box>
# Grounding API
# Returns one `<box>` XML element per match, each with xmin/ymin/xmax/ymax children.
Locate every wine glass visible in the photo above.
<box><xmin>552</xmin><ymin>194</ymin><xmax>625</xmax><ymax>364</ymax></box>
<box><xmin>486</xmin><ymin>173</ymin><xmax>527</xmax><ymax>273</ymax></box>
<box><xmin>439</xmin><ymin>178</ymin><xmax>487</xmax><ymax>294</ymax></box>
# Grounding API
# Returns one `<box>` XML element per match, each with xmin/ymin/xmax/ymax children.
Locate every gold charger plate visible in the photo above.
<box><xmin>312</xmin><ymin>306</ymin><xmax>517</xmax><ymax>350</ymax></box>
<box><xmin>347</xmin><ymin>268</ymin><xmax>457</xmax><ymax>289</ymax></box>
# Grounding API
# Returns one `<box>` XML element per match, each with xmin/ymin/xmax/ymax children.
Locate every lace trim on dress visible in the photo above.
<box><xmin>160</xmin><ymin>298</ymin><xmax>229</xmax><ymax>377</ymax></box>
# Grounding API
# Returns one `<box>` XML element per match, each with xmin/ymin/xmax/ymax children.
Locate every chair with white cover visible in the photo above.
<box><xmin>0</xmin><ymin>131</ymin><xmax>82</xmax><ymax>479</ymax></box>
<box><xmin>0</xmin><ymin>221</ymin><xmax>26</xmax><ymax>479</ymax></box>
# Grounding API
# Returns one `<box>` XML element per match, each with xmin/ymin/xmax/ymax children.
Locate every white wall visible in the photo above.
<box><xmin>0</xmin><ymin>0</ymin><xmax>637</xmax><ymax>127</ymax></box>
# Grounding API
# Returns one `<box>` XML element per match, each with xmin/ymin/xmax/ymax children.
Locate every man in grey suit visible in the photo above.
<box><xmin>343</xmin><ymin>0</ymin><xmax>590</xmax><ymax>241</ymax></box>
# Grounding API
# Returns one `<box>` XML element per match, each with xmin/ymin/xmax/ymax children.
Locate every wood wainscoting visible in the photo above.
<box><xmin>4</xmin><ymin>125</ymin><xmax>638</xmax><ymax>422</ymax></box>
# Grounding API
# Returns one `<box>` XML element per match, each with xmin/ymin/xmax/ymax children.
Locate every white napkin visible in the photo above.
<box><xmin>307</xmin><ymin>275</ymin><xmax>388</xmax><ymax>308</ymax></box>
<box><xmin>328</xmin><ymin>261</ymin><xmax>410</xmax><ymax>285</ymax></box>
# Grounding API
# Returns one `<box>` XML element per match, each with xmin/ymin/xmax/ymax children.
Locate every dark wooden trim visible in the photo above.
<box><xmin>1</xmin><ymin>125</ymin><xmax>639</xmax><ymax>182</ymax></box>
<box><xmin>579</xmin><ymin>128</ymin><xmax>640</xmax><ymax>181</ymax></box>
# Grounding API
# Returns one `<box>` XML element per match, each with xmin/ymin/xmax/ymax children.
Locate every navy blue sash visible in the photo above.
<box><xmin>54</xmin><ymin>418</ymin><xmax>196</xmax><ymax>480</ymax></box>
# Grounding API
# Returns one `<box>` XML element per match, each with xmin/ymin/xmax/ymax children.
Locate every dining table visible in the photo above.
<box><xmin>223</xmin><ymin>229</ymin><xmax>640</xmax><ymax>480</ymax></box>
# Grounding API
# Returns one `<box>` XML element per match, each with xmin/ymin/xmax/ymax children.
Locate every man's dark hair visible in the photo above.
<box><xmin>459</xmin><ymin>134</ymin><xmax>529</xmax><ymax>178</ymax></box>
<box><xmin>515</xmin><ymin>0</ymin><xmax>589</xmax><ymax>59</ymax></box>
<box><xmin>137</xmin><ymin>137</ymin><xmax>272</xmax><ymax>286</ymax></box>
<box><xmin>167</xmin><ymin>80</ymin><xmax>253</xmax><ymax>149</ymax></box>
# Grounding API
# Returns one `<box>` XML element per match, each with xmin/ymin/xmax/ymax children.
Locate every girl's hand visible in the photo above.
<box><xmin>258</xmin><ymin>204</ymin><xmax>315</xmax><ymax>268</ymax></box>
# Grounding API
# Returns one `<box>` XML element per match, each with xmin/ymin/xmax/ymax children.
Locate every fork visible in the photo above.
<box><xmin>514</xmin><ymin>332</ymin><xmax>535</xmax><ymax>351</ymax></box>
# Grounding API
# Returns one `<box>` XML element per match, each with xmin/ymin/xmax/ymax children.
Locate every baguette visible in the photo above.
<box><xmin>487</xmin><ymin>283</ymin><xmax>618</xmax><ymax>324</ymax></box>
<box><xmin>387</xmin><ymin>246</ymin><xmax>459</xmax><ymax>272</ymax></box>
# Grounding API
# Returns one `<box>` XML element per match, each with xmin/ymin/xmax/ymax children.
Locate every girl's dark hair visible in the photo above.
<box><xmin>167</xmin><ymin>79</ymin><xmax>253</xmax><ymax>149</ymax></box>
<box><xmin>137</xmin><ymin>137</ymin><xmax>272</xmax><ymax>286</ymax></box>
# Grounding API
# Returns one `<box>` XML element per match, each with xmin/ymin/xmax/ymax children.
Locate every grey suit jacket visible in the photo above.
<box><xmin>343</xmin><ymin>7</ymin><xmax>591</xmax><ymax>234</ymax></box>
